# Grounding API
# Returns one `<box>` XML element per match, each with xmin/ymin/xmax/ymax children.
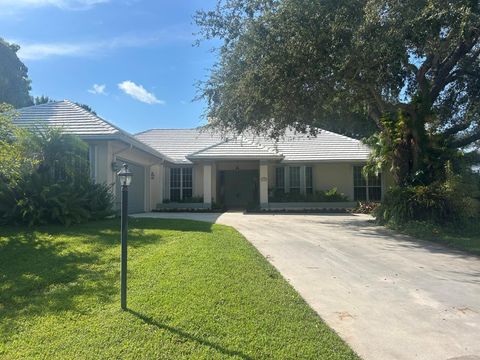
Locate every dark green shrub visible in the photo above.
<box><xmin>269</xmin><ymin>187</ymin><xmax>349</xmax><ymax>202</ymax></box>
<box><xmin>85</xmin><ymin>182</ymin><xmax>115</xmax><ymax>220</ymax></box>
<box><xmin>163</xmin><ymin>196</ymin><xmax>204</xmax><ymax>204</ymax></box>
<box><xmin>0</xmin><ymin>127</ymin><xmax>114</xmax><ymax>226</ymax></box>
<box><xmin>0</xmin><ymin>172</ymin><xmax>114</xmax><ymax>226</ymax></box>
<box><xmin>375</xmin><ymin>181</ymin><xmax>478</xmax><ymax>226</ymax></box>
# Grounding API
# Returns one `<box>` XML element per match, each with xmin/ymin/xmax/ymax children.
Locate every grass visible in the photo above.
<box><xmin>0</xmin><ymin>218</ymin><xmax>358</xmax><ymax>360</ymax></box>
<box><xmin>389</xmin><ymin>220</ymin><xmax>480</xmax><ymax>256</ymax></box>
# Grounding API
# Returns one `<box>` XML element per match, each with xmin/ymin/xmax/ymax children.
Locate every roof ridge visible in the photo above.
<box><xmin>239</xmin><ymin>135</ymin><xmax>282</xmax><ymax>156</ymax></box>
<box><xmin>17</xmin><ymin>100</ymin><xmax>64</xmax><ymax>110</ymax></box>
<box><xmin>63</xmin><ymin>100</ymin><xmax>121</xmax><ymax>133</ymax></box>
<box><xmin>314</xmin><ymin>127</ymin><xmax>363</xmax><ymax>144</ymax></box>
<box><xmin>186</xmin><ymin>137</ymin><xmax>230</xmax><ymax>157</ymax></box>
<box><xmin>136</xmin><ymin>127</ymin><xmax>206</xmax><ymax>132</ymax></box>
<box><xmin>185</xmin><ymin>134</ymin><xmax>230</xmax><ymax>158</ymax></box>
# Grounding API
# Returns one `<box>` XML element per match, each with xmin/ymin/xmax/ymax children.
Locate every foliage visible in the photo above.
<box><xmin>196</xmin><ymin>0</ymin><xmax>480</xmax><ymax>185</ymax></box>
<box><xmin>34</xmin><ymin>95</ymin><xmax>54</xmax><ymax>105</ymax></box>
<box><xmin>0</xmin><ymin>104</ymin><xmax>38</xmax><ymax>185</ymax></box>
<box><xmin>0</xmin><ymin>173</ymin><xmax>114</xmax><ymax>226</ymax></box>
<box><xmin>0</xmin><ymin>218</ymin><xmax>359</xmax><ymax>359</ymax></box>
<box><xmin>269</xmin><ymin>187</ymin><xmax>349</xmax><ymax>202</ymax></box>
<box><xmin>374</xmin><ymin>166</ymin><xmax>480</xmax><ymax>225</ymax></box>
<box><xmin>0</xmin><ymin>38</ymin><xmax>33</xmax><ymax>108</ymax></box>
<box><xmin>76</xmin><ymin>102</ymin><xmax>97</xmax><ymax>115</ymax></box>
<box><xmin>0</xmin><ymin>126</ymin><xmax>113</xmax><ymax>226</ymax></box>
<box><xmin>163</xmin><ymin>196</ymin><xmax>204</xmax><ymax>203</ymax></box>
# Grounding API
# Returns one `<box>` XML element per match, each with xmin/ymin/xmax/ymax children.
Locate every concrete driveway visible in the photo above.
<box><xmin>134</xmin><ymin>212</ymin><xmax>480</xmax><ymax>360</ymax></box>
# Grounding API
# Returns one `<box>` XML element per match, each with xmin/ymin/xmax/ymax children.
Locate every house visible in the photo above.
<box><xmin>14</xmin><ymin>100</ymin><xmax>389</xmax><ymax>212</ymax></box>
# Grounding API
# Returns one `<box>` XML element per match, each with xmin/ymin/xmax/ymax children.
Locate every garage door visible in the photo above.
<box><xmin>116</xmin><ymin>160</ymin><xmax>146</xmax><ymax>214</ymax></box>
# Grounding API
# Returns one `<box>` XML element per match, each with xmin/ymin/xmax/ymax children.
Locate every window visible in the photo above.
<box><xmin>275</xmin><ymin>167</ymin><xmax>285</xmax><ymax>192</ymax></box>
<box><xmin>367</xmin><ymin>173</ymin><xmax>382</xmax><ymax>201</ymax></box>
<box><xmin>305</xmin><ymin>166</ymin><xmax>313</xmax><ymax>194</ymax></box>
<box><xmin>170</xmin><ymin>167</ymin><xmax>193</xmax><ymax>201</ymax></box>
<box><xmin>182</xmin><ymin>167</ymin><xmax>193</xmax><ymax>199</ymax></box>
<box><xmin>170</xmin><ymin>168</ymin><xmax>181</xmax><ymax>201</ymax></box>
<box><xmin>289</xmin><ymin>166</ymin><xmax>301</xmax><ymax>193</ymax></box>
<box><xmin>353</xmin><ymin>166</ymin><xmax>381</xmax><ymax>201</ymax></box>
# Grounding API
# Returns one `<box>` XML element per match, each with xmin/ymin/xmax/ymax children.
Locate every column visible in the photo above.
<box><xmin>203</xmin><ymin>163</ymin><xmax>212</xmax><ymax>208</ymax></box>
<box><xmin>259</xmin><ymin>161</ymin><xmax>269</xmax><ymax>209</ymax></box>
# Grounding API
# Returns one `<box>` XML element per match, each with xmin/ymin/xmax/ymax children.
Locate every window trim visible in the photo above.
<box><xmin>289</xmin><ymin>166</ymin><xmax>301</xmax><ymax>193</ymax></box>
<box><xmin>305</xmin><ymin>166</ymin><xmax>313</xmax><ymax>194</ymax></box>
<box><xmin>353</xmin><ymin>165</ymin><xmax>382</xmax><ymax>201</ymax></box>
<box><xmin>169</xmin><ymin>166</ymin><xmax>193</xmax><ymax>201</ymax></box>
<box><xmin>274</xmin><ymin>165</ymin><xmax>313</xmax><ymax>194</ymax></box>
<box><xmin>275</xmin><ymin>166</ymin><xmax>285</xmax><ymax>192</ymax></box>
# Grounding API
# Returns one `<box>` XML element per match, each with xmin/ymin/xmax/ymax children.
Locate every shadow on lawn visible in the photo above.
<box><xmin>129</xmin><ymin>218</ymin><xmax>214</xmax><ymax>233</ymax></box>
<box><xmin>126</xmin><ymin>309</ymin><xmax>253</xmax><ymax>360</ymax></box>
<box><xmin>88</xmin><ymin>218</ymin><xmax>214</xmax><ymax>248</ymax></box>
<box><xmin>0</xmin><ymin>230</ymin><xmax>116</xmax><ymax>335</ymax></box>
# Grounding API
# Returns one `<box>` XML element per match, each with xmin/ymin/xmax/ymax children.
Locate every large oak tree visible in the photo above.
<box><xmin>195</xmin><ymin>0</ymin><xmax>480</xmax><ymax>185</ymax></box>
<box><xmin>0</xmin><ymin>38</ymin><xmax>33</xmax><ymax>108</ymax></box>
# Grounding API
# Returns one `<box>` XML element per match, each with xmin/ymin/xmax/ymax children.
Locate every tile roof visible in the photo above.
<box><xmin>13</xmin><ymin>100</ymin><xmax>170</xmax><ymax>162</ymax></box>
<box><xmin>188</xmin><ymin>137</ymin><xmax>283</xmax><ymax>160</ymax></box>
<box><xmin>136</xmin><ymin>128</ymin><xmax>371</xmax><ymax>164</ymax></box>
<box><xmin>135</xmin><ymin>129</ymin><xmax>225</xmax><ymax>164</ymax></box>
<box><xmin>248</xmin><ymin>129</ymin><xmax>371</xmax><ymax>162</ymax></box>
<box><xmin>13</xmin><ymin>100</ymin><xmax>120</xmax><ymax>135</ymax></box>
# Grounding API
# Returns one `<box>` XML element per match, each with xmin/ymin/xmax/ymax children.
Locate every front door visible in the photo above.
<box><xmin>220</xmin><ymin>170</ymin><xmax>259</xmax><ymax>209</ymax></box>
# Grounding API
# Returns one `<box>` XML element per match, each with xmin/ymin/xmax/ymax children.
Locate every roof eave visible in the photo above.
<box><xmin>279</xmin><ymin>158</ymin><xmax>370</xmax><ymax>163</ymax></box>
<box><xmin>80</xmin><ymin>134</ymin><xmax>174</xmax><ymax>163</ymax></box>
<box><xmin>186</xmin><ymin>155</ymin><xmax>284</xmax><ymax>161</ymax></box>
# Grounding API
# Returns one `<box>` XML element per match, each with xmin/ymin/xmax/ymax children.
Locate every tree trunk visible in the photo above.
<box><xmin>389</xmin><ymin>110</ymin><xmax>429</xmax><ymax>186</ymax></box>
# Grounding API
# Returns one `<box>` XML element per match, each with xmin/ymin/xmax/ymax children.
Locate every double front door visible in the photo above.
<box><xmin>220</xmin><ymin>170</ymin><xmax>259</xmax><ymax>209</ymax></box>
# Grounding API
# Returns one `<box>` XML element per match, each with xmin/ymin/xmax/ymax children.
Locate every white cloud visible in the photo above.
<box><xmin>18</xmin><ymin>42</ymin><xmax>98</xmax><ymax>60</ymax></box>
<box><xmin>15</xmin><ymin>30</ymin><xmax>192</xmax><ymax>60</ymax></box>
<box><xmin>88</xmin><ymin>83</ymin><xmax>107</xmax><ymax>95</ymax></box>
<box><xmin>118</xmin><ymin>81</ymin><xmax>164</xmax><ymax>105</ymax></box>
<box><xmin>0</xmin><ymin>0</ymin><xmax>109</xmax><ymax>11</ymax></box>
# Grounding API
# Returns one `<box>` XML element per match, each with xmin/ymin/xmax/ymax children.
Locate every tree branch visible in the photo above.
<box><xmin>430</xmin><ymin>33</ymin><xmax>479</xmax><ymax>104</ymax></box>
<box><xmin>450</xmin><ymin>131</ymin><xmax>480</xmax><ymax>148</ymax></box>
<box><xmin>442</xmin><ymin>121</ymin><xmax>472</xmax><ymax>137</ymax></box>
<box><xmin>416</xmin><ymin>54</ymin><xmax>434</xmax><ymax>95</ymax></box>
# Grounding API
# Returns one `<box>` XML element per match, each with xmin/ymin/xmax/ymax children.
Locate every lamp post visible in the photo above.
<box><xmin>117</xmin><ymin>163</ymin><xmax>132</xmax><ymax>310</ymax></box>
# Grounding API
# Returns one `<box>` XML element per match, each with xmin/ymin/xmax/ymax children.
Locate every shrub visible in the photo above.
<box><xmin>374</xmin><ymin>180</ymin><xmax>478</xmax><ymax>226</ymax></box>
<box><xmin>163</xmin><ymin>196</ymin><xmax>204</xmax><ymax>204</ymax></box>
<box><xmin>269</xmin><ymin>187</ymin><xmax>349</xmax><ymax>202</ymax></box>
<box><xmin>0</xmin><ymin>172</ymin><xmax>114</xmax><ymax>226</ymax></box>
<box><xmin>0</xmin><ymin>126</ymin><xmax>113</xmax><ymax>226</ymax></box>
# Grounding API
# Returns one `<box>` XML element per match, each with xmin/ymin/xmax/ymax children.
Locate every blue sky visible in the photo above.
<box><xmin>0</xmin><ymin>0</ymin><xmax>218</xmax><ymax>133</ymax></box>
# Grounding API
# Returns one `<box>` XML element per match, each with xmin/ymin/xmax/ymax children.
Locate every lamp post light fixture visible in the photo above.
<box><xmin>117</xmin><ymin>163</ymin><xmax>133</xmax><ymax>310</ymax></box>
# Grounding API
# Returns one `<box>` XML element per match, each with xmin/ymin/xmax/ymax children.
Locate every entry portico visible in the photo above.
<box><xmin>187</xmin><ymin>137</ymin><xmax>282</xmax><ymax>208</ymax></box>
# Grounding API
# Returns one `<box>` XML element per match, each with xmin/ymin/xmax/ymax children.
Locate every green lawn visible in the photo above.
<box><xmin>0</xmin><ymin>218</ymin><xmax>358</xmax><ymax>360</ymax></box>
<box><xmin>389</xmin><ymin>220</ymin><xmax>480</xmax><ymax>256</ymax></box>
